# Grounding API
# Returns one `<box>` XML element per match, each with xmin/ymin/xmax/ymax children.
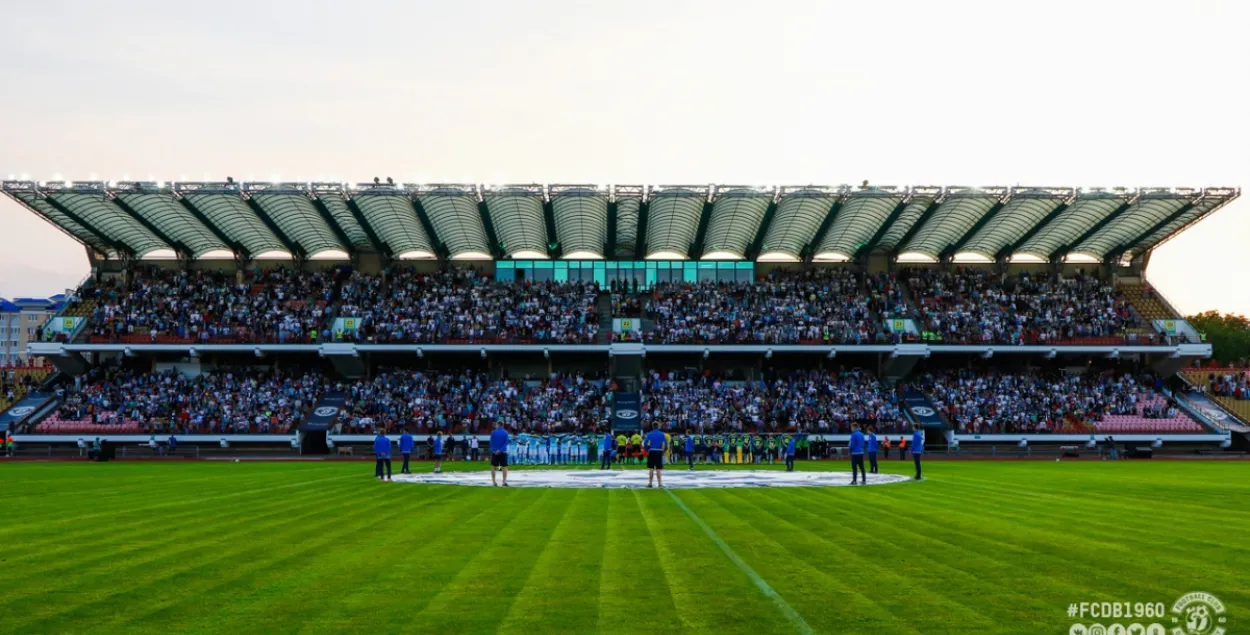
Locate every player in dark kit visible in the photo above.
<box><xmin>645</xmin><ymin>425</ymin><xmax>668</xmax><ymax>488</ymax></box>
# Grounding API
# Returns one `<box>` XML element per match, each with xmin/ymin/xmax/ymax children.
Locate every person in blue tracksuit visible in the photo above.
<box><xmin>373</xmin><ymin>429</ymin><xmax>392</xmax><ymax>482</ymax></box>
<box><xmin>911</xmin><ymin>424</ymin><xmax>924</xmax><ymax>480</ymax></box>
<box><xmin>399</xmin><ymin>428</ymin><xmax>415</xmax><ymax>474</ymax></box>
<box><xmin>785</xmin><ymin>435</ymin><xmax>797</xmax><ymax>472</ymax></box>
<box><xmin>432</xmin><ymin>431</ymin><xmax>445</xmax><ymax>474</ymax></box>
<box><xmin>867</xmin><ymin>426</ymin><xmax>879</xmax><ymax>475</ymax></box>
<box><xmin>600</xmin><ymin>429</ymin><xmax>614</xmax><ymax>470</ymax></box>
<box><xmin>490</xmin><ymin>421</ymin><xmax>510</xmax><ymax>487</ymax></box>
<box><xmin>848</xmin><ymin>424</ymin><xmax>866</xmax><ymax>485</ymax></box>
<box><xmin>645</xmin><ymin>425</ymin><xmax>668</xmax><ymax>488</ymax></box>
<box><xmin>685</xmin><ymin>431</ymin><xmax>695</xmax><ymax>471</ymax></box>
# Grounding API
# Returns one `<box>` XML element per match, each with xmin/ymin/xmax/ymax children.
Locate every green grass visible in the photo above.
<box><xmin>1</xmin><ymin>459</ymin><xmax>1247</xmax><ymax>634</ymax></box>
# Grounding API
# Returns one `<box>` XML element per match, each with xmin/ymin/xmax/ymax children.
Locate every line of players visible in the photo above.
<box><xmin>505</xmin><ymin>430</ymin><xmax>826</xmax><ymax>467</ymax></box>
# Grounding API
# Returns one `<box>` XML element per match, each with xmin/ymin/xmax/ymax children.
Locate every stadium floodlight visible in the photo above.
<box><xmin>64</xmin><ymin>181</ymin><xmax>73</xmax><ymax>188</ymax></box>
<box><xmin>156</xmin><ymin>181</ymin><xmax>166</xmax><ymax>188</ymax></box>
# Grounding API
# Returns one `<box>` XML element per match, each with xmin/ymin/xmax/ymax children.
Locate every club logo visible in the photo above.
<box><xmin>1171</xmin><ymin>592</ymin><xmax>1226</xmax><ymax>635</ymax></box>
<box><xmin>615</xmin><ymin>409</ymin><xmax>638</xmax><ymax>419</ymax></box>
<box><xmin>8</xmin><ymin>406</ymin><xmax>35</xmax><ymax>417</ymax></box>
<box><xmin>313</xmin><ymin>407</ymin><xmax>340</xmax><ymax>418</ymax></box>
<box><xmin>910</xmin><ymin>406</ymin><xmax>935</xmax><ymax>417</ymax></box>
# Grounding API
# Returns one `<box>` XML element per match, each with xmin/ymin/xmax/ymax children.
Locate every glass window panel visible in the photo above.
<box><xmin>533</xmin><ymin>268</ymin><xmax>554</xmax><ymax>282</ymax></box>
<box><xmin>698</xmin><ymin>267</ymin><xmax>716</xmax><ymax>282</ymax></box>
<box><xmin>554</xmin><ymin>268</ymin><xmax>568</xmax><ymax>282</ymax></box>
<box><xmin>497</xmin><ymin>269</ymin><xmax>516</xmax><ymax>282</ymax></box>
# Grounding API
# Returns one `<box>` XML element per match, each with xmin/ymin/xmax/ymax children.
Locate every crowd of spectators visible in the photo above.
<box><xmin>50</xmin><ymin>366</ymin><xmax>331</xmax><ymax>433</ymax></box>
<box><xmin>54</xmin><ymin>263</ymin><xmax>1175</xmax><ymax>347</ymax></box>
<box><xmin>912</xmin><ymin>369</ymin><xmax>1176</xmax><ymax>434</ymax></box>
<box><xmin>645</xmin><ymin>270</ymin><xmax>906</xmax><ymax>344</ymax></box>
<box><xmin>642</xmin><ymin>369</ymin><xmax>904</xmax><ymax>433</ymax></box>
<box><xmin>475</xmin><ymin>372</ymin><xmax>609</xmax><ymax>433</ymax></box>
<box><xmin>337</xmin><ymin>369</ymin><xmax>488</xmax><ymax>433</ymax></box>
<box><xmin>1203</xmin><ymin>370</ymin><xmax>1250</xmax><ymax>400</ymax></box>
<box><xmin>333</xmin><ymin>269</ymin><xmax>600</xmax><ymax>344</ymax></box>
<box><xmin>903</xmin><ymin>268</ymin><xmax>1138</xmax><ymax>345</ymax></box>
<box><xmin>83</xmin><ymin>267</ymin><xmax>333</xmax><ymax>343</ymax></box>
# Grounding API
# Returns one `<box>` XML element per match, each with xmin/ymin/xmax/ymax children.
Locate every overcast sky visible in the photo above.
<box><xmin>1</xmin><ymin>0</ymin><xmax>1246</xmax><ymax>315</ymax></box>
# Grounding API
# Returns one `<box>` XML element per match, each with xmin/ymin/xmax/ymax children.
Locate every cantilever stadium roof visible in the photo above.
<box><xmin>1</xmin><ymin>180</ymin><xmax>1238</xmax><ymax>264</ymax></box>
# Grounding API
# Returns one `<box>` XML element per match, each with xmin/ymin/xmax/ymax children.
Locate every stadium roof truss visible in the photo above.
<box><xmin>0</xmin><ymin>181</ymin><xmax>1237</xmax><ymax>264</ymax></box>
<box><xmin>549</xmin><ymin>184</ymin><xmax>609</xmax><ymax>259</ymax></box>
<box><xmin>643</xmin><ymin>185</ymin><xmax>711</xmax><ymax>260</ymax></box>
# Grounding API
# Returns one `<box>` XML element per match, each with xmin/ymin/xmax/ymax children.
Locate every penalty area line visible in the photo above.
<box><xmin>666</xmin><ymin>489</ymin><xmax>814</xmax><ymax>635</ymax></box>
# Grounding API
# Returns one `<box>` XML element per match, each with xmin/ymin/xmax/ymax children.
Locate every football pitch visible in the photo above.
<box><xmin>0</xmin><ymin>459</ymin><xmax>1245</xmax><ymax>634</ymax></box>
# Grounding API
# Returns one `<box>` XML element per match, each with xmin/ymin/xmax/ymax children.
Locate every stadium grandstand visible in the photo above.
<box><xmin>1</xmin><ymin>178</ymin><xmax>1245</xmax><ymax>455</ymax></box>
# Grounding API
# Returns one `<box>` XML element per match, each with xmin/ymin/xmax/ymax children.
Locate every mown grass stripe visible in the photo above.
<box><xmin>496</xmin><ymin>489</ymin><xmax>607</xmax><ymax>633</ymax></box>
<box><xmin>757</xmin><ymin>488</ymin><xmax>1060</xmax><ymax>629</ymax></box>
<box><xmin>802</xmin><ymin>486</ymin><xmax>1218</xmax><ymax>606</ymax></box>
<box><xmin>1</xmin><ymin>476</ymin><xmax>370</xmax><ymax>566</ymax></box>
<box><xmin>667</xmin><ymin>489</ymin><xmax>816</xmax><ymax>635</ymax></box>
<box><xmin>6</xmin><ymin>479</ymin><xmax>407</xmax><ymax>633</ymax></box>
<box><xmin>89</xmin><ymin>488</ymin><xmax>468</xmax><ymax>634</ymax></box>
<box><xmin>409</xmin><ymin>491</ymin><xmax>576</xmax><ymax>633</ymax></box>
<box><xmin>0</xmin><ymin>478</ymin><xmax>373</xmax><ymax>601</ymax></box>
<box><xmin>596</xmin><ymin>489</ymin><xmax>682</xmax><ymax>633</ymax></box>
<box><xmin>276</xmin><ymin>485</ymin><xmax>515</xmax><ymax>630</ymax></box>
<box><xmin>728</xmin><ymin>489</ymin><xmax>1002</xmax><ymax>631</ymax></box>
<box><xmin>634</xmin><ymin>490</ymin><xmax>783</xmax><ymax>634</ymax></box>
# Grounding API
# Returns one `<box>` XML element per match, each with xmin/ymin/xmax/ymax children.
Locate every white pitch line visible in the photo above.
<box><xmin>667</xmin><ymin>489</ymin><xmax>815</xmax><ymax>635</ymax></box>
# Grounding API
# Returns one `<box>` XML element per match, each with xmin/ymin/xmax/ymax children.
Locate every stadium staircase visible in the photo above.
<box><xmin>1119</xmin><ymin>278</ymin><xmax>1196</xmax><ymax>342</ymax></box>
<box><xmin>597</xmin><ymin>292</ymin><xmax>612</xmax><ymax>334</ymax></box>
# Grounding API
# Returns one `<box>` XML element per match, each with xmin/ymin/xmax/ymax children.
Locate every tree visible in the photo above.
<box><xmin>1186</xmin><ymin>310</ymin><xmax>1250</xmax><ymax>365</ymax></box>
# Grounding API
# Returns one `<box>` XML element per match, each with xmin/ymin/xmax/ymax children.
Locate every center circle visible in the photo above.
<box><xmin>391</xmin><ymin>470</ymin><xmax>911</xmax><ymax>489</ymax></box>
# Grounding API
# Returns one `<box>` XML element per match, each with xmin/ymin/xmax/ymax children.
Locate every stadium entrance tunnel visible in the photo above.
<box><xmin>392</xmin><ymin>470</ymin><xmax>911</xmax><ymax>489</ymax></box>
